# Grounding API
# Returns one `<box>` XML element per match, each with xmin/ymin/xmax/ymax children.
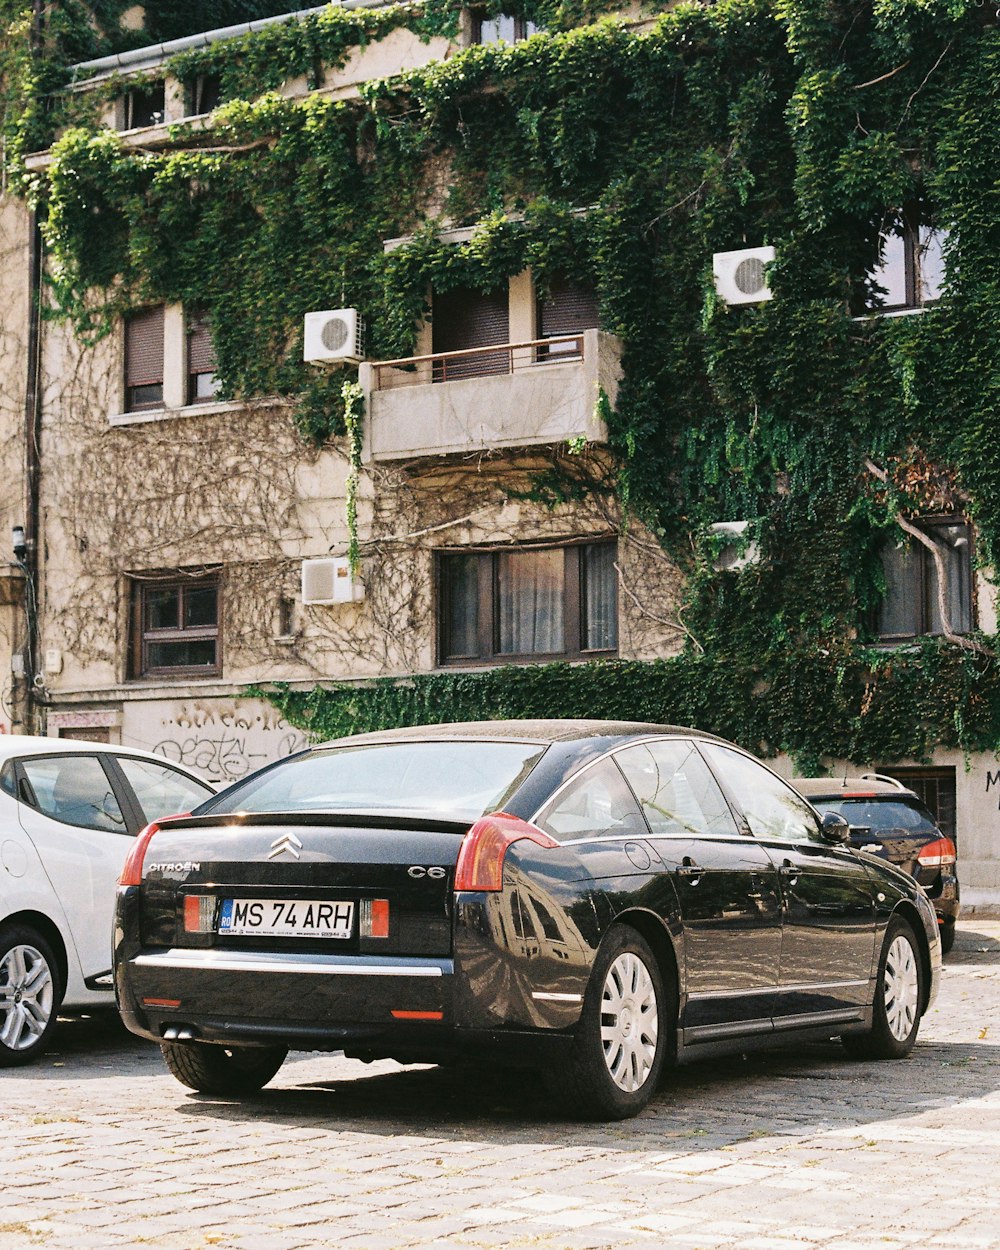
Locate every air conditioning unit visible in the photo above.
<box><xmin>707</xmin><ymin>520</ymin><xmax>760</xmax><ymax>572</ymax></box>
<box><xmin>712</xmin><ymin>246</ymin><xmax>776</xmax><ymax>305</ymax></box>
<box><xmin>301</xmin><ymin>557</ymin><xmax>364</xmax><ymax>605</ymax></box>
<box><xmin>303</xmin><ymin>309</ymin><xmax>364</xmax><ymax>365</ymax></box>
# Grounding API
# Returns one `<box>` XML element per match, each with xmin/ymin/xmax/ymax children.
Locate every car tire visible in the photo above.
<box><xmin>939</xmin><ymin>917</ymin><xmax>956</xmax><ymax>956</ymax></box>
<box><xmin>546</xmin><ymin>926</ymin><xmax>667</xmax><ymax>1121</ymax></box>
<box><xmin>842</xmin><ymin>915</ymin><xmax>923</xmax><ymax>1061</ymax></box>
<box><xmin>0</xmin><ymin>923</ymin><xmax>63</xmax><ymax>1067</ymax></box>
<box><xmin>160</xmin><ymin>1040</ymin><xmax>288</xmax><ymax>1095</ymax></box>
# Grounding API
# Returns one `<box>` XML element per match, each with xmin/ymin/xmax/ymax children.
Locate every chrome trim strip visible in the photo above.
<box><xmin>531</xmin><ymin>991</ymin><xmax>584</xmax><ymax>1003</ymax></box>
<box><xmin>133</xmin><ymin>949</ymin><xmax>450</xmax><ymax>977</ymax></box>
<box><xmin>687</xmin><ymin>979</ymin><xmax>868</xmax><ymax>1001</ymax></box>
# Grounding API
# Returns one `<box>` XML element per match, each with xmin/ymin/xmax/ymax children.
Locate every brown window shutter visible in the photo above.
<box><xmin>188</xmin><ymin>312</ymin><xmax>216</xmax><ymax>373</ymax></box>
<box><xmin>539</xmin><ymin>278</ymin><xmax>599</xmax><ymax>338</ymax></box>
<box><xmin>126</xmin><ymin>306</ymin><xmax>165</xmax><ymax>387</ymax></box>
<box><xmin>432</xmin><ymin>286</ymin><xmax>510</xmax><ymax>379</ymax></box>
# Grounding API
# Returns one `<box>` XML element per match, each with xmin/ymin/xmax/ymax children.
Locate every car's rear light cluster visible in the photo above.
<box><xmin>118</xmin><ymin>814</ymin><xmax>192</xmax><ymax>887</ymax></box>
<box><xmin>454</xmin><ymin>812</ymin><xmax>558</xmax><ymax>892</ymax></box>
<box><xmin>917</xmin><ymin>837</ymin><xmax>958</xmax><ymax>868</ymax></box>
<box><xmin>361</xmin><ymin>898</ymin><xmax>390</xmax><ymax>938</ymax></box>
<box><xmin>183</xmin><ymin>895</ymin><xmax>215</xmax><ymax>933</ymax></box>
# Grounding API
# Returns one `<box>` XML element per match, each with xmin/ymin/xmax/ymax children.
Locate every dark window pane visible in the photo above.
<box><xmin>146</xmin><ymin>587</ymin><xmax>180</xmax><ymax>631</ymax></box>
<box><xmin>147</xmin><ymin>639</ymin><xmax>217</xmax><ymax>670</ymax></box>
<box><xmin>116</xmin><ymin>757</ymin><xmax>213</xmax><ymax>822</ymax></box>
<box><xmin>441</xmin><ymin>554</ymin><xmax>479</xmax><ymax>659</ymax></box>
<box><xmin>616</xmin><ymin>740</ymin><xmax>738</xmax><ymax>838</ymax></box>
<box><xmin>583</xmin><ymin>544</ymin><xmax>617</xmax><ymax>650</ymax></box>
<box><xmin>536</xmin><ymin>757</ymin><xmax>646</xmax><ymax>842</ymax></box>
<box><xmin>497</xmin><ymin>549</ymin><xmax>564</xmax><ymax>654</ymax></box>
<box><xmin>20</xmin><ymin>755</ymin><xmax>126</xmax><ymax>832</ymax></box>
<box><xmin>185</xmin><ymin>585</ymin><xmax>218</xmax><ymax>628</ymax></box>
<box><xmin>128</xmin><ymin>383</ymin><xmax>163</xmax><ymax>410</ymax></box>
<box><xmin>878</xmin><ymin>541</ymin><xmax>921</xmax><ymax>638</ymax></box>
<box><xmin>207</xmin><ymin>741</ymin><xmax>546</xmax><ymax>823</ymax></box>
<box><xmin>126</xmin><ymin>83</ymin><xmax>165</xmax><ymax>129</ymax></box>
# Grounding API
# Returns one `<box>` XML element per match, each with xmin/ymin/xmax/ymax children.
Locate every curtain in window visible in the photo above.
<box><xmin>583</xmin><ymin>543</ymin><xmax>618</xmax><ymax>650</ymax></box>
<box><xmin>926</xmin><ymin>524</ymin><xmax>972</xmax><ymax>634</ymax></box>
<box><xmin>497</xmin><ymin>549</ymin><xmax>564</xmax><ymax>654</ymax></box>
<box><xmin>440</xmin><ymin>554</ymin><xmax>479</xmax><ymax>659</ymax></box>
<box><xmin>878</xmin><ymin>541</ymin><xmax>921</xmax><ymax>638</ymax></box>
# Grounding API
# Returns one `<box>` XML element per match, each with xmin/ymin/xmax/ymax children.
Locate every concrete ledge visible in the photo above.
<box><xmin>957</xmin><ymin>889</ymin><xmax>1000</xmax><ymax>918</ymax></box>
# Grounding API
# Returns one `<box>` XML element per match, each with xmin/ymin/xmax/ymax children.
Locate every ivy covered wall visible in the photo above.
<box><xmin>3</xmin><ymin>0</ymin><xmax>1000</xmax><ymax>768</ymax></box>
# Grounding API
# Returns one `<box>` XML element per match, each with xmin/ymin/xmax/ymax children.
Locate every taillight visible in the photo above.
<box><xmin>454</xmin><ymin>812</ymin><xmax>558</xmax><ymax>892</ymax></box>
<box><xmin>119</xmin><ymin>821</ymin><xmax>161</xmax><ymax>886</ymax></box>
<box><xmin>118</xmin><ymin>813</ymin><xmax>192</xmax><ymax>887</ymax></box>
<box><xmin>917</xmin><ymin>837</ymin><xmax>957</xmax><ymax>868</ymax></box>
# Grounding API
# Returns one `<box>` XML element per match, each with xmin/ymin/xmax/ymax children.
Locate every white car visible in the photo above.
<box><xmin>0</xmin><ymin>736</ymin><xmax>214</xmax><ymax>1064</ymax></box>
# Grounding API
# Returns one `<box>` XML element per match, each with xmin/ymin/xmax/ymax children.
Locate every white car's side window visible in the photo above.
<box><xmin>18</xmin><ymin>755</ymin><xmax>127</xmax><ymax>833</ymax></box>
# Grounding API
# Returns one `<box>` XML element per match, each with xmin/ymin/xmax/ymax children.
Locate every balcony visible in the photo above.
<box><xmin>359</xmin><ymin>329</ymin><xmax>622</xmax><ymax>462</ymax></box>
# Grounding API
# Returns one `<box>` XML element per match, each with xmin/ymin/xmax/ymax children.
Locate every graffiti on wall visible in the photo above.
<box><xmin>148</xmin><ymin>699</ymin><xmax>309</xmax><ymax>783</ymax></box>
<box><xmin>986</xmin><ymin>769</ymin><xmax>1000</xmax><ymax>809</ymax></box>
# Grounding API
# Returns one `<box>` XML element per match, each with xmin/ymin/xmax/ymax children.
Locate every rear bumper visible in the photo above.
<box><xmin>114</xmin><ymin>886</ymin><xmax>590</xmax><ymax>1060</ymax></box>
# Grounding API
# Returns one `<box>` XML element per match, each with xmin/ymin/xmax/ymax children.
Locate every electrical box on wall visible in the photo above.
<box><xmin>44</xmin><ymin>649</ymin><xmax>63</xmax><ymax>674</ymax></box>
<box><xmin>301</xmin><ymin>557</ymin><xmax>365</xmax><ymax>605</ymax></box>
<box><xmin>712</xmin><ymin>246</ymin><xmax>775</xmax><ymax>305</ymax></box>
<box><xmin>303</xmin><ymin>309</ymin><xmax>365</xmax><ymax>364</ymax></box>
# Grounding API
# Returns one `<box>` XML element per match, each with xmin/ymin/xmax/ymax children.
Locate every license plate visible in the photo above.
<box><xmin>218</xmin><ymin>898</ymin><xmax>354</xmax><ymax>939</ymax></box>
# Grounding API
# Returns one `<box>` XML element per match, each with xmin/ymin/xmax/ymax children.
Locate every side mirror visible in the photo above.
<box><xmin>819</xmin><ymin>811</ymin><xmax>851</xmax><ymax>844</ymax></box>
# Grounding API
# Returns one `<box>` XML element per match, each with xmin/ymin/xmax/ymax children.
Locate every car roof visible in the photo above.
<box><xmin>0</xmin><ymin>734</ymin><xmax>206</xmax><ymax>776</ymax></box>
<box><xmin>315</xmin><ymin>719</ymin><xmax>730</xmax><ymax>749</ymax></box>
<box><xmin>793</xmin><ymin>776</ymin><xmax>919</xmax><ymax>800</ymax></box>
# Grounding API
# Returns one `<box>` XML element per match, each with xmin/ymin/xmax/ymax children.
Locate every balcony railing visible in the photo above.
<box><xmin>371</xmin><ymin>334</ymin><xmax>585</xmax><ymax>391</ymax></box>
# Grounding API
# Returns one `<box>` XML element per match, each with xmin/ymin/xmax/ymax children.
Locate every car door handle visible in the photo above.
<box><xmin>779</xmin><ymin>862</ymin><xmax>799</xmax><ymax>886</ymax></box>
<box><xmin>675</xmin><ymin>859</ymin><xmax>703</xmax><ymax>885</ymax></box>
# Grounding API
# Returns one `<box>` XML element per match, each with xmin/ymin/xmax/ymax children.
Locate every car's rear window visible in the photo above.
<box><xmin>813</xmin><ymin>796</ymin><xmax>938</xmax><ymax>835</ymax></box>
<box><xmin>200</xmin><ymin>740</ymin><xmax>546</xmax><ymax>823</ymax></box>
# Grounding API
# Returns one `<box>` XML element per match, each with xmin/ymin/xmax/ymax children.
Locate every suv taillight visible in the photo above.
<box><xmin>917</xmin><ymin>836</ymin><xmax>957</xmax><ymax>868</ymax></box>
<box><xmin>454</xmin><ymin>813</ymin><xmax>558</xmax><ymax>892</ymax></box>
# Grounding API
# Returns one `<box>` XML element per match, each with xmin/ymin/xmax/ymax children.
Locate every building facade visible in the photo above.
<box><xmin>4</xmin><ymin>0</ymin><xmax>1000</xmax><ymax>902</ymax></box>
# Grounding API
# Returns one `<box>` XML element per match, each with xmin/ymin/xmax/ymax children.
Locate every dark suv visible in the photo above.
<box><xmin>794</xmin><ymin>775</ymin><xmax>960</xmax><ymax>954</ymax></box>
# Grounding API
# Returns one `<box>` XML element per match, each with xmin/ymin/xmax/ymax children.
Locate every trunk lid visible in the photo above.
<box><xmin>138</xmin><ymin>812</ymin><xmax>468</xmax><ymax>957</ymax></box>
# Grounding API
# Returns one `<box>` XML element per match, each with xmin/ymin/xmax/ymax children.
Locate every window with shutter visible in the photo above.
<box><xmin>125</xmin><ymin>307</ymin><xmax>165</xmax><ymax>412</ymax></box>
<box><xmin>129</xmin><ymin>573</ymin><xmax>221</xmax><ymax>678</ymax></box>
<box><xmin>538</xmin><ymin>277</ymin><xmax>599</xmax><ymax>360</ymax></box>
<box><xmin>187</xmin><ymin>311</ymin><xmax>219</xmax><ymax>404</ymax></box>
<box><xmin>431</xmin><ymin>286</ymin><xmax>510</xmax><ymax>380</ymax></box>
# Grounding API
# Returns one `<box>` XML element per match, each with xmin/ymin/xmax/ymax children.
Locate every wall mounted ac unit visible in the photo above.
<box><xmin>712</xmin><ymin>246</ymin><xmax>775</xmax><ymax>305</ymax></box>
<box><xmin>301</xmin><ymin>557</ymin><xmax>365</xmax><ymax>605</ymax></box>
<box><xmin>303</xmin><ymin>309</ymin><xmax>365</xmax><ymax>364</ymax></box>
<box><xmin>707</xmin><ymin>520</ymin><xmax>760</xmax><ymax>572</ymax></box>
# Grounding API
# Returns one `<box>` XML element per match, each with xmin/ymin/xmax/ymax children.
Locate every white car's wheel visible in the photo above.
<box><xmin>0</xmin><ymin>925</ymin><xmax>62</xmax><ymax>1066</ymax></box>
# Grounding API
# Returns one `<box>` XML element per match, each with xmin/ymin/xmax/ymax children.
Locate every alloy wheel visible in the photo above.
<box><xmin>883</xmin><ymin>934</ymin><xmax>919</xmax><ymax>1042</ymax></box>
<box><xmin>0</xmin><ymin>944</ymin><xmax>55</xmax><ymax>1052</ymax></box>
<box><xmin>600</xmin><ymin>951</ymin><xmax>659</xmax><ymax>1092</ymax></box>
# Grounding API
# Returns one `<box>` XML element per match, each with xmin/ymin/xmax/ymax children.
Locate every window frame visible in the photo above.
<box><xmin>875</xmin><ymin>517</ymin><xmax>973</xmax><ymax>643</ymax></box>
<box><xmin>129</xmin><ymin>572</ymin><xmax>223</xmax><ymax>680</ymax></box>
<box><xmin>124</xmin><ymin>305</ymin><xmax>166</xmax><ymax>413</ymax></box>
<box><xmin>864</xmin><ymin>210</ymin><xmax>947</xmax><ymax>314</ymax></box>
<box><xmin>436</xmin><ymin>539</ymin><xmax>618</xmax><ymax>666</ymax></box>
<box><xmin>472</xmin><ymin>10</ymin><xmax>538</xmax><ymax>43</ymax></box>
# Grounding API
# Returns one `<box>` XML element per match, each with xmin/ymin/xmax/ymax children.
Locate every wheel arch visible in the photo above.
<box><xmin>603</xmin><ymin>908</ymin><xmax>680</xmax><ymax>1057</ymax></box>
<box><xmin>891</xmin><ymin>900</ymin><xmax>933</xmax><ymax>1013</ymax></box>
<box><xmin>0</xmin><ymin>910</ymin><xmax>69</xmax><ymax>1003</ymax></box>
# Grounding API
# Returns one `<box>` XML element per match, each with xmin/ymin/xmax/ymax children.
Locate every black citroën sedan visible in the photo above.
<box><xmin>114</xmin><ymin>721</ymin><xmax>941</xmax><ymax>1120</ymax></box>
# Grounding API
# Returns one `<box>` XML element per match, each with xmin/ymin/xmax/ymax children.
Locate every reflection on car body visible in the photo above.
<box><xmin>114</xmin><ymin>721</ymin><xmax>941</xmax><ymax>1119</ymax></box>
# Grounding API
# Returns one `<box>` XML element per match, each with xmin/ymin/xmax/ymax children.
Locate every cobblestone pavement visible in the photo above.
<box><xmin>4</xmin><ymin>921</ymin><xmax>1000</xmax><ymax>1250</ymax></box>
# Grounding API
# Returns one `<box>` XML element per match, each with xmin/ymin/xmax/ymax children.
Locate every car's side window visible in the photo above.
<box><xmin>615</xmin><ymin>739</ymin><xmax>739</xmax><ymax>838</ymax></box>
<box><xmin>18</xmin><ymin>755</ymin><xmax>127</xmax><ymax>833</ymax></box>
<box><xmin>701</xmin><ymin>744</ymin><xmax>820</xmax><ymax>844</ymax></box>
<box><xmin>116</xmin><ymin>756</ymin><xmax>212</xmax><ymax>823</ymax></box>
<box><xmin>535</xmin><ymin>757</ymin><xmax>647</xmax><ymax>842</ymax></box>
